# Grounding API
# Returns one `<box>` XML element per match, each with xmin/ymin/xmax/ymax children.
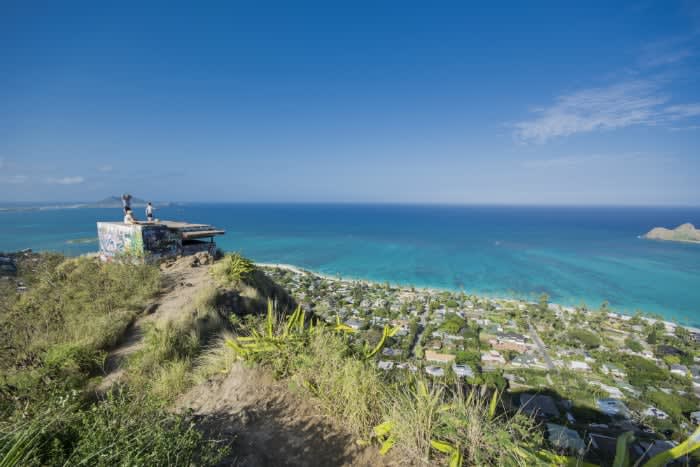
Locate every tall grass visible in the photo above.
<box><xmin>0</xmin><ymin>255</ymin><xmax>226</xmax><ymax>466</ymax></box>
<box><xmin>126</xmin><ymin>286</ymin><xmax>224</xmax><ymax>403</ymax></box>
<box><xmin>0</xmin><ymin>392</ymin><xmax>225</xmax><ymax>467</ymax></box>
<box><xmin>223</xmin><ymin>303</ymin><xmax>542</xmax><ymax>464</ymax></box>
<box><xmin>1</xmin><ymin>255</ymin><xmax>159</xmax><ymax>375</ymax></box>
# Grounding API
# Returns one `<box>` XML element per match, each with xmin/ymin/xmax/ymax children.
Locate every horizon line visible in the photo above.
<box><xmin>2</xmin><ymin>199</ymin><xmax>700</xmax><ymax>209</ymax></box>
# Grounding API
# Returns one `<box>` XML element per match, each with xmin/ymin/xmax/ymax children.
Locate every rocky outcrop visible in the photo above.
<box><xmin>643</xmin><ymin>223</ymin><xmax>700</xmax><ymax>244</ymax></box>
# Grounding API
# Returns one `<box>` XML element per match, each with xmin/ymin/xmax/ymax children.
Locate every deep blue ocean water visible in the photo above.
<box><xmin>1</xmin><ymin>204</ymin><xmax>699</xmax><ymax>324</ymax></box>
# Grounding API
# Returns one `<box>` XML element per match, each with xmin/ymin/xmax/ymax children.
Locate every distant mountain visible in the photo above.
<box><xmin>643</xmin><ymin>223</ymin><xmax>700</xmax><ymax>244</ymax></box>
<box><xmin>0</xmin><ymin>197</ymin><xmax>173</xmax><ymax>212</ymax></box>
<box><xmin>90</xmin><ymin>196</ymin><xmax>147</xmax><ymax>207</ymax></box>
<box><xmin>87</xmin><ymin>196</ymin><xmax>172</xmax><ymax>208</ymax></box>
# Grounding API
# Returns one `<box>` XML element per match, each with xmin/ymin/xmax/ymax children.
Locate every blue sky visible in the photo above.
<box><xmin>1</xmin><ymin>1</ymin><xmax>699</xmax><ymax>205</ymax></box>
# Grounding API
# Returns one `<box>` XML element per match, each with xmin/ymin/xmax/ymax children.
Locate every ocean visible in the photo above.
<box><xmin>1</xmin><ymin>203</ymin><xmax>699</xmax><ymax>324</ymax></box>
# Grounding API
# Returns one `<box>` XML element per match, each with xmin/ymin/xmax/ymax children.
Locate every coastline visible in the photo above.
<box><xmin>255</xmin><ymin>262</ymin><xmax>700</xmax><ymax>332</ymax></box>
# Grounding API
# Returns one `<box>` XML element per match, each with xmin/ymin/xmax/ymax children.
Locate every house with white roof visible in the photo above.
<box><xmin>569</xmin><ymin>360</ymin><xmax>591</xmax><ymax>372</ymax></box>
<box><xmin>377</xmin><ymin>361</ymin><xmax>394</xmax><ymax>371</ymax></box>
<box><xmin>642</xmin><ymin>406</ymin><xmax>669</xmax><ymax>420</ymax></box>
<box><xmin>670</xmin><ymin>364</ymin><xmax>689</xmax><ymax>377</ymax></box>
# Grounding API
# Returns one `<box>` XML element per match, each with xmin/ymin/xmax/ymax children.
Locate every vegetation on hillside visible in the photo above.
<box><xmin>0</xmin><ymin>254</ymin><xmax>226</xmax><ymax>466</ymax></box>
<box><xmin>2</xmin><ymin>252</ymin><xmax>699</xmax><ymax>466</ymax></box>
<box><xmin>222</xmin><ymin>302</ymin><xmax>557</xmax><ymax>465</ymax></box>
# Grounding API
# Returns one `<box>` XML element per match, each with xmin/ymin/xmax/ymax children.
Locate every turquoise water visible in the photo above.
<box><xmin>1</xmin><ymin>204</ymin><xmax>699</xmax><ymax>324</ymax></box>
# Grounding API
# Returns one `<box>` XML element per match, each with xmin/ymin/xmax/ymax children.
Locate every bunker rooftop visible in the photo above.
<box><xmin>97</xmin><ymin>220</ymin><xmax>225</xmax><ymax>262</ymax></box>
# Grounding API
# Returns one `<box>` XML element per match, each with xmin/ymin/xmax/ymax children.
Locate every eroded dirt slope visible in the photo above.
<box><xmin>178</xmin><ymin>362</ymin><xmax>389</xmax><ymax>467</ymax></box>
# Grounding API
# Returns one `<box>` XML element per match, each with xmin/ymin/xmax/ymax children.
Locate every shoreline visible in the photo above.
<box><xmin>255</xmin><ymin>262</ymin><xmax>700</xmax><ymax>332</ymax></box>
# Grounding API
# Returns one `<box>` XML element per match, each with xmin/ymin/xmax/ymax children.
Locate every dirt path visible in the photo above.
<box><xmin>178</xmin><ymin>362</ymin><xmax>390</xmax><ymax>467</ymax></box>
<box><xmin>98</xmin><ymin>255</ymin><xmax>390</xmax><ymax>466</ymax></box>
<box><xmin>98</xmin><ymin>254</ymin><xmax>214</xmax><ymax>390</ymax></box>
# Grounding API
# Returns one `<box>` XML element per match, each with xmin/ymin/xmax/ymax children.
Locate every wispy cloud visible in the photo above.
<box><xmin>513</xmin><ymin>28</ymin><xmax>700</xmax><ymax>144</ymax></box>
<box><xmin>514</xmin><ymin>81</ymin><xmax>664</xmax><ymax>142</ymax></box>
<box><xmin>1</xmin><ymin>175</ymin><xmax>29</xmax><ymax>184</ymax></box>
<box><xmin>97</xmin><ymin>165</ymin><xmax>113</xmax><ymax>173</ymax></box>
<box><xmin>664</xmin><ymin>103</ymin><xmax>700</xmax><ymax>120</ymax></box>
<box><xmin>514</xmin><ymin>80</ymin><xmax>700</xmax><ymax>143</ymax></box>
<box><xmin>0</xmin><ymin>157</ymin><xmax>5</xmax><ymax>170</ymax></box>
<box><xmin>48</xmin><ymin>176</ymin><xmax>85</xmax><ymax>185</ymax></box>
<box><xmin>638</xmin><ymin>35</ymin><xmax>695</xmax><ymax>68</ymax></box>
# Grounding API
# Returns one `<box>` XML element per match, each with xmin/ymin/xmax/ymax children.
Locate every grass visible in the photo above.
<box><xmin>0</xmin><ymin>391</ymin><xmax>225</xmax><ymax>467</ymax></box>
<box><xmin>192</xmin><ymin>331</ymin><xmax>239</xmax><ymax>384</ymax></box>
<box><xmin>0</xmin><ymin>255</ymin><xmax>159</xmax><ymax>376</ymax></box>
<box><xmin>0</xmin><ymin>254</ymin><xmax>226</xmax><ymax>466</ymax></box>
<box><xmin>223</xmin><ymin>302</ymin><xmax>544</xmax><ymax>465</ymax></box>
<box><xmin>126</xmin><ymin>285</ymin><xmax>225</xmax><ymax>403</ymax></box>
<box><xmin>210</xmin><ymin>252</ymin><xmax>255</xmax><ymax>285</ymax></box>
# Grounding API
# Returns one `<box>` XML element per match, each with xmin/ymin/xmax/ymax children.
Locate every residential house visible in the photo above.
<box><xmin>596</xmin><ymin>399</ymin><xmax>631</xmax><ymax>419</ymax></box>
<box><xmin>452</xmin><ymin>364</ymin><xmax>474</xmax><ymax>378</ymax></box>
<box><xmin>345</xmin><ymin>318</ymin><xmax>366</xmax><ymax>330</ymax></box>
<box><xmin>518</xmin><ymin>393</ymin><xmax>560</xmax><ymax>419</ymax></box>
<box><xmin>616</xmin><ymin>382</ymin><xmax>641</xmax><ymax>397</ymax></box>
<box><xmin>489</xmin><ymin>332</ymin><xmax>529</xmax><ymax>353</ymax></box>
<box><xmin>690</xmin><ymin>411</ymin><xmax>700</xmax><ymax>425</ymax></box>
<box><xmin>546</xmin><ymin>424</ymin><xmax>585</xmax><ymax>454</ymax></box>
<box><xmin>395</xmin><ymin>362</ymin><xmax>418</xmax><ymax>372</ymax></box>
<box><xmin>631</xmin><ymin>440</ymin><xmax>687</xmax><ymax>465</ymax></box>
<box><xmin>511</xmin><ymin>353</ymin><xmax>546</xmax><ymax>369</ymax></box>
<box><xmin>425</xmin><ymin>350</ymin><xmax>456</xmax><ymax>364</ymax></box>
<box><xmin>425</xmin><ymin>365</ymin><xmax>445</xmax><ymax>377</ymax></box>
<box><xmin>569</xmin><ymin>361</ymin><xmax>591</xmax><ymax>372</ymax></box>
<box><xmin>642</xmin><ymin>406</ymin><xmax>669</xmax><ymax>420</ymax></box>
<box><xmin>670</xmin><ymin>364</ymin><xmax>689</xmax><ymax>377</ymax></box>
<box><xmin>377</xmin><ymin>361</ymin><xmax>394</xmax><ymax>371</ymax></box>
<box><xmin>481</xmin><ymin>350</ymin><xmax>506</xmax><ymax>367</ymax></box>
<box><xmin>601</xmin><ymin>363</ymin><xmax>627</xmax><ymax>379</ymax></box>
<box><xmin>382</xmin><ymin>348</ymin><xmax>403</xmax><ymax>357</ymax></box>
<box><xmin>444</xmin><ymin>333</ymin><xmax>464</xmax><ymax>342</ymax></box>
<box><xmin>590</xmin><ymin>381</ymin><xmax>624</xmax><ymax>399</ymax></box>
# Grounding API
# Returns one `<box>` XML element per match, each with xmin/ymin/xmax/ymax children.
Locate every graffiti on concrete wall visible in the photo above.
<box><xmin>98</xmin><ymin>222</ymin><xmax>182</xmax><ymax>261</ymax></box>
<box><xmin>141</xmin><ymin>226</ymin><xmax>180</xmax><ymax>258</ymax></box>
<box><xmin>98</xmin><ymin>222</ymin><xmax>145</xmax><ymax>259</ymax></box>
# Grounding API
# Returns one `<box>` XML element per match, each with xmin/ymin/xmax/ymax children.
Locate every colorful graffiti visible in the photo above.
<box><xmin>97</xmin><ymin>222</ymin><xmax>219</xmax><ymax>262</ymax></box>
<box><xmin>141</xmin><ymin>226</ymin><xmax>180</xmax><ymax>258</ymax></box>
<box><xmin>98</xmin><ymin>222</ymin><xmax>143</xmax><ymax>260</ymax></box>
<box><xmin>97</xmin><ymin>223</ymin><xmax>180</xmax><ymax>261</ymax></box>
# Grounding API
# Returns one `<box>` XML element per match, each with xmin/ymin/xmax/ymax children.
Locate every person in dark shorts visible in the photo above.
<box><xmin>121</xmin><ymin>194</ymin><xmax>132</xmax><ymax>214</ymax></box>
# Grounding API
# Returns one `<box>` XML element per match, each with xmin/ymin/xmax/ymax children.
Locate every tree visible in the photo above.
<box><xmin>625</xmin><ymin>337</ymin><xmax>643</xmax><ymax>353</ymax></box>
<box><xmin>568</xmin><ymin>329</ymin><xmax>601</xmax><ymax>349</ymax></box>
<box><xmin>439</xmin><ymin>313</ymin><xmax>467</xmax><ymax>335</ymax></box>
<box><xmin>647</xmin><ymin>329</ymin><xmax>658</xmax><ymax>345</ymax></box>
<box><xmin>455</xmin><ymin>350</ymin><xmax>480</xmax><ymax>367</ymax></box>
<box><xmin>538</xmin><ymin>293</ymin><xmax>549</xmax><ymax>312</ymax></box>
<box><xmin>675</xmin><ymin>325</ymin><xmax>690</xmax><ymax>342</ymax></box>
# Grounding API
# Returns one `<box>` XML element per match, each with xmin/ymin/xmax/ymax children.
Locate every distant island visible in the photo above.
<box><xmin>0</xmin><ymin>196</ymin><xmax>173</xmax><ymax>213</ymax></box>
<box><xmin>643</xmin><ymin>223</ymin><xmax>700</xmax><ymax>244</ymax></box>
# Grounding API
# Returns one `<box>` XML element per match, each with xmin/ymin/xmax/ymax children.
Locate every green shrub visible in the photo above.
<box><xmin>211</xmin><ymin>253</ymin><xmax>255</xmax><ymax>285</ymax></box>
<box><xmin>623</xmin><ymin>355</ymin><xmax>669</xmax><ymax>386</ymax></box>
<box><xmin>625</xmin><ymin>337</ymin><xmax>643</xmax><ymax>352</ymax></box>
<box><xmin>568</xmin><ymin>329</ymin><xmax>601</xmax><ymax>349</ymax></box>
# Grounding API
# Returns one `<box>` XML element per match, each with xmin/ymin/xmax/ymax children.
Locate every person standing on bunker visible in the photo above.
<box><xmin>146</xmin><ymin>202</ymin><xmax>154</xmax><ymax>221</ymax></box>
<box><xmin>121</xmin><ymin>194</ymin><xmax>132</xmax><ymax>214</ymax></box>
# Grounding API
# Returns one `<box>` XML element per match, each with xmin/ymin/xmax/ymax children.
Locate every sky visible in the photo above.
<box><xmin>1</xmin><ymin>1</ymin><xmax>699</xmax><ymax>205</ymax></box>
